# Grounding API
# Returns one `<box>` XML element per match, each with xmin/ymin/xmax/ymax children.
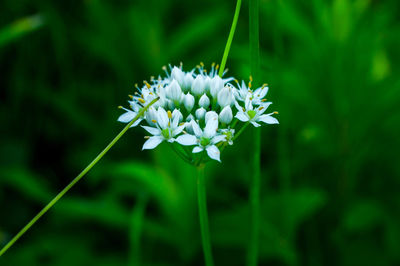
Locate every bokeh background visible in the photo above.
<box><xmin>1</xmin><ymin>0</ymin><xmax>400</xmax><ymax>265</ymax></box>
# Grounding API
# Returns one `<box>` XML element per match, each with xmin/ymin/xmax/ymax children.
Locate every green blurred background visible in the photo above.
<box><xmin>1</xmin><ymin>0</ymin><xmax>400</xmax><ymax>265</ymax></box>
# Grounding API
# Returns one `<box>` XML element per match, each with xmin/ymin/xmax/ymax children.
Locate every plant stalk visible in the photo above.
<box><xmin>247</xmin><ymin>0</ymin><xmax>261</xmax><ymax>265</ymax></box>
<box><xmin>197</xmin><ymin>165</ymin><xmax>214</xmax><ymax>266</ymax></box>
<box><xmin>219</xmin><ymin>0</ymin><xmax>242</xmax><ymax>77</ymax></box>
<box><xmin>0</xmin><ymin>97</ymin><xmax>159</xmax><ymax>257</ymax></box>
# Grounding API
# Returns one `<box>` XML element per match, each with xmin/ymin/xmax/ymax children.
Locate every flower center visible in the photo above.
<box><xmin>247</xmin><ymin>110</ymin><xmax>257</xmax><ymax>119</ymax></box>
<box><xmin>200</xmin><ymin>137</ymin><xmax>210</xmax><ymax>147</ymax></box>
<box><xmin>162</xmin><ymin>128</ymin><xmax>171</xmax><ymax>139</ymax></box>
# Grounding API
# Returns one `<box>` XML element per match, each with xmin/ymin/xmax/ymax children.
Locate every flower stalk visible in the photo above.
<box><xmin>0</xmin><ymin>97</ymin><xmax>159</xmax><ymax>257</ymax></box>
<box><xmin>196</xmin><ymin>165</ymin><xmax>214</xmax><ymax>266</ymax></box>
<box><xmin>247</xmin><ymin>0</ymin><xmax>261</xmax><ymax>265</ymax></box>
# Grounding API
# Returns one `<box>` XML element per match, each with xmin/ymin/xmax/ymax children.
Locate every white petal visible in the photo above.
<box><xmin>203</xmin><ymin>116</ymin><xmax>218</xmax><ymax>138</ymax></box>
<box><xmin>142</xmin><ymin>136</ymin><xmax>164</xmax><ymax>150</ymax></box>
<box><xmin>118</xmin><ymin>111</ymin><xmax>136</xmax><ymax>123</ymax></box>
<box><xmin>258</xmin><ymin>114</ymin><xmax>279</xmax><ymax>124</ymax></box>
<box><xmin>191</xmin><ymin>120</ymin><xmax>203</xmax><ymax>137</ymax></box>
<box><xmin>157</xmin><ymin>107</ymin><xmax>169</xmax><ymax>129</ymax></box>
<box><xmin>141</xmin><ymin>126</ymin><xmax>161</xmax><ymax>136</ymax></box>
<box><xmin>193</xmin><ymin>146</ymin><xmax>204</xmax><ymax>153</ymax></box>
<box><xmin>172</xmin><ymin>109</ymin><xmax>182</xmax><ymax>128</ymax></box>
<box><xmin>172</xmin><ymin>125</ymin><xmax>185</xmax><ymax>136</ymax></box>
<box><xmin>211</xmin><ymin>134</ymin><xmax>226</xmax><ymax>144</ymax></box>
<box><xmin>176</xmin><ymin>134</ymin><xmax>197</xmax><ymax>146</ymax></box>
<box><xmin>234</xmin><ymin>100</ymin><xmax>243</xmax><ymax>111</ymax></box>
<box><xmin>235</xmin><ymin>112</ymin><xmax>249</xmax><ymax>122</ymax></box>
<box><xmin>206</xmin><ymin>145</ymin><xmax>221</xmax><ymax>162</ymax></box>
<box><xmin>130</xmin><ymin>118</ymin><xmax>143</xmax><ymax>128</ymax></box>
<box><xmin>205</xmin><ymin>111</ymin><xmax>218</xmax><ymax>125</ymax></box>
<box><xmin>251</xmin><ymin>121</ymin><xmax>261</xmax><ymax>127</ymax></box>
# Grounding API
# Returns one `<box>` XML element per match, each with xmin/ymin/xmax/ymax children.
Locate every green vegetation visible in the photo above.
<box><xmin>1</xmin><ymin>0</ymin><xmax>400</xmax><ymax>265</ymax></box>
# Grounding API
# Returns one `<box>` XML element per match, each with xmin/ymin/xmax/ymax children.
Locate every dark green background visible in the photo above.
<box><xmin>1</xmin><ymin>0</ymin><xmax>399</xmax><ymax>265</ymax></box>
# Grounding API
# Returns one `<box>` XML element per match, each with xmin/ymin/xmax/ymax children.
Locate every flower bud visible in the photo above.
<box><xmin>219</xmin><ymin>106</ymin><xmax>233</xmax><ymax>124</ymax></box>
<box><xmin>191</xmin><ymin>75</ymin><xmax>205</xmax><ymax>96</ymax></box>
<box><xmin>210</xmin><ymin>76</ymin><xmax>224</xmax><ymax>98</ymax></box>
<box><xmin>182</xmin><ymin>73</ymin><xmax>194</xmax><ymax>92</ymax></box>
<box><xmin>204</xmin><ymin>76</ymin><xmax>211</xmax><ymax>93</ymax></box>
<box><xmin>183</xmin><ymin>93</ymin><xmax>195</xmax><ymax>112</ymax></box>
<box><xmin>171</xmin><ymin>66</ymin><xmax>184</xmax><ymax>87</ymax></box>
<box><xmin>205</xmin><ymin>111</ymin><xmax>218</xmax><ymax>125</ymax></box>
<box><xmin>199</xmin><ymin>94</ymin><xmax>210</xmax><ymax>109</ymax></box>
<box><xmin>195</xmin><ymin>107</ymin><xmax>206</xmax><ymax>120</ymax></box>
<box><xmin>217</xmin><ymin>85</ymin><xmax>233</xmax><ymax>107</ymax></box>
<box><xmin>166</xmin><ymin>80</ymin><xmax>182</xmax><ymax>104</ymax></box>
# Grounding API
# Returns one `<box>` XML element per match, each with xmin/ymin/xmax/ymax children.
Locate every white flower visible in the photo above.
<box><xmin>199</xmin><ymin>94</ymin><xmax>210</xmax><ymax>109</ymax></box>
<box><xmin>190</xmin><ymin>117</ymin><xmax>226</xmax><ymax>162</ymax></box>
<box><xmin>171</xmin><ymin>66</ymin><xmax>185</xmax><ymax>87</ymax></box>
<box><xmin>183</xmin><ymin>93</ymin><xmax>195</xmax><ymax>112</ymax></box>
<box><xmin>217</xmin><ymin>85</ymin><xmax>234</xmax><ymax>108</ymax></box>
<box><xmin>210</xmin><ymin>76</ymin><xmax>224</xmax><ymax>98</ymax></box>
<box><xmin>219</xmin><ymin>106</ymin><xmax>233</xmax><ymax>124</ymax></box>
<box><xmin>118</xmin><ymin>63</ymin><xmax>278</xmax><ymax>164</ymax></box>
<box><xmin>141</xmin><ymin>107</ymin><xmax>192</xmax><ymax>149</ymax></box>
<box><xmin>118</xmin><ymin>103</ymin><xmax>143</xmax><ymax>127</ymax></box>
<box><xmin>191</xmin><ymin>75</ymin><xmax>205</xmax><ymax>96</ymax></box>
<box><xmin>166</xmin><ymin>80</ymin><xmax>182</xmax><ymax>106</ymax></box>
<box><xmin>195</xmin><ymin>107</ymin><xmax>206</xmax><ymax>120</ymax></box>
<box><xmin>235</xmin><ymin>96</ymin><xmax>279</xmax><ymax>127</ymax></box>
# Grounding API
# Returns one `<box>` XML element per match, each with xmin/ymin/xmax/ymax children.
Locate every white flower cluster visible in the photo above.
<box><xmin>118</xmin><ymin>63</ymin><xmax>278</xmax><ymax>162</ymax></box>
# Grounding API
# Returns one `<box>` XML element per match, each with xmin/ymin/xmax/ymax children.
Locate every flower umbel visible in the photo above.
<box><xmin>118</xmin><ymin>64</ymin><xmax>278</xmax><ymax>163</ymax></box>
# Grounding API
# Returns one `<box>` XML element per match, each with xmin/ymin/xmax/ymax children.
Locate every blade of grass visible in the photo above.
<box><xmin>247</xmin><ymin>0</ymin><xmax>261</xmax><ymax>265</ymax></box>
<box><xmin>0</xmin><ymin>97</ymin><xmax>159</xmax><ymax>257</ymax></box>
<box><xmin>218</xmin><ymin>0</ymin><xmax>242</xmax><ymax>77</ymax></box>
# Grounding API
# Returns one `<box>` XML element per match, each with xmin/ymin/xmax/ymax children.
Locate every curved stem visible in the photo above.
<box><xmin>247</xmin><ymin>0</ymin><xmax>261</xmax><ymax>265</ymax></box>
<box><xmin>0</xmin><ymin>97</ymin><xmax>159</xmax><ymax>257</ymax></box>
<box><xmin>197</xmin><ymin>165</ymin><xmax>214</xmax><ymax>266</ymax></box>
<box><xmin>218</xmin><ymin>0</ymin><xmax>242</xmax><ymax>77</ymax></box>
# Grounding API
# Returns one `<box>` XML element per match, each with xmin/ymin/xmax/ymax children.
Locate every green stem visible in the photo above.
<box><xmin>247</xmin><ymin>0</ymin><xmax>261</xmax><ymax>265</ymax></box>
<box><xmin>0</xmin><ymin>97</ymin><xmax>159</xmax><ymax>257</ymax></box>
<box><xmin>233</xmin><ymin>121</ymin><xmax>250</xmax><ymax>141</ymax></box>
<box><xmin>197</xmin><ymin>165</ymin><xmax>214</xmax><ymax>266</ymax></box>
<box><xmin>218</xmin><ymin>0</ymin><xmax>242</xmax><ymax>77</ymax></box>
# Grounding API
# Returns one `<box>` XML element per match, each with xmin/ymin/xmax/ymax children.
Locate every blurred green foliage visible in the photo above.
<box><xmin>1</xmin><ymin>0</ymin><xmax>400</xmax><ymax>265</ymax></box>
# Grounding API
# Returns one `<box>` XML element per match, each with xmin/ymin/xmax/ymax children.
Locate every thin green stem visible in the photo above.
<box><xmin>233</xmin><ymin>121</ymin><xmax>250</xmax><ymax>141</ymax></box>
<box><xmin>196</xmin><ymin>165</ymin><xmax>214</xmax><ymax>266</ymax></box>
<box><xmin>247</xmin><ymin>0</ymin><xmax>261</xmax><ymax>265</ymax></box>
<box><xmin>218</xmin><ymin>0</ymin><xmax>242</xmax><ymax>77</ymax></box>
<box><xmin>0</xmin><ymin>97</ymin><xmax>159</xmax><ymax>257</ymax></box>
<box><xmin>170</xmin><ymin>143</ymin><xmax>193</xmax><ymax>165</ymax></box>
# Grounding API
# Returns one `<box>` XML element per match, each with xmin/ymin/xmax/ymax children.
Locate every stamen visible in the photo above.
<box><xmin>200</xmin><ymin>62</ymin><xmax>204</xmax><ymax>67</ymax></box>
<box><xmin>144</xmin><ymin>81</ymin><xmax>151</xmax><ymax>89</ymax></box>
<box><xmin>118</xmin><ymin>106</ymin><xmax>123</xmax><ymax>109</ymax></box>
<box><xmin>216</xmin><ymin>64</ymin><xmax>219</xmax><ymax>70</ymax></box>
<box><xmin>138</xmin><ymin>98</ymin><xmax>145</xmax><ymax>104</ymax></box>
<box><xmin>258</xmin><ymin>107</ymin><xmax>264</xmax><ymax>111</ymax></box>
<box><xmin>167</xmin><ymin>110</ymin><xmax>172</xmax><ymax>119</ymax></box>
<box><xmin>144</xmin><ymin>136</ymin><xmax>150</xmax><ymax>139</ymax></box>
<box><xmin>211</xmin><ymin>62</ymin><xmax>215</xmax><ymax>67</ymax></box>
<box><xmin>128</xmin><ymin>95</ymin><xmax>134</xmax><ymax>99</ymax></box>
<box><xmin>273</xmin><ymin>111</ymin><xmax>279</xmax><ymax>114</ymax></box>
<box><xmin>261</xmin><ymin>99</ymin><xmax>267</xmax><ymax>102</ymax></box>
<box><xmin>151</xmin><ymin>119</ymin><xmax>157</xmax><ymax>123</ymax></box>
<box><xmin>179</xmin><ymin>122</ymin><xmax>185</xmax><ymax>126</ymax></box>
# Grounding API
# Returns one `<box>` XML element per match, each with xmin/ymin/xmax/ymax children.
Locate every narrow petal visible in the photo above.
<box><xmin>157</xmin><ymin>107</ymin><xmax>169</xmax><ymax>129</ymax></box>
<box><xmin>191</xmin><ymin>120</ymin><xmax>203</xmax><ymax>137</ymax></box>
<box><xmin>258</xmin><ymin>114</ymin><xmax>279</xmax><ymax>124</ymax></box>
<box><xmin>141</xmin><ymin>126</ymin><xmax>161</xmax><ymax>136</ymax></box>
<box><xmin>206</xmin><ymin>145</ymin><xmax>221</xmax><ymax>162</ymax></box>
<box><xmin>250</xmin><ymin>121</ymin><xmax>261</xmax><ymax>127</ymax></box>
<box><xmin>234</xmin><ymin>100</ymin><xmax>243</xmax><ymax>111</ymax></box>
<box><xmin>172</xmin><ymin>125</ymin><xmax>185</xmax><ymax>136</ymax></box>
<box><xmin>211</xmin><ymin>134</ymin><xmax>226</xmax><ymax>144</ymax></box>
<box><xmin>204</xmin><ymin>116</ymin><xmax>218</xmax><ymax>138</ymax></box>
<box><xmin>172</xmin><ymin>109</ymin><xmax>182</xmax><ymax>128</ymax></box>
<box><xmin>176</xmin><ymin>134</ymin><xmax>197</xmax><ymax>146</ymax></box>
<box><xmin>193</xmin><ymin>146</ymin><xmax>204</xmax><ymax>153</ymax></box>
<box><xmin>130</xmin><ymin>118</ymin><xmax>143</xmax><ymax>128</ymax></box>
<box><xmin>118</xmin><ymin>111</ymin><xmax>136</xmax><ymax>123</ymax></box>
<box><xmin>235</xmin><ymin>112</ymin><xmax>249</xmax><ymax>122</ymax></box>
<box><xmin>142</xmin><ymin>136</ymin><xmax>164</xmax><ymax>150</ymax></box>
